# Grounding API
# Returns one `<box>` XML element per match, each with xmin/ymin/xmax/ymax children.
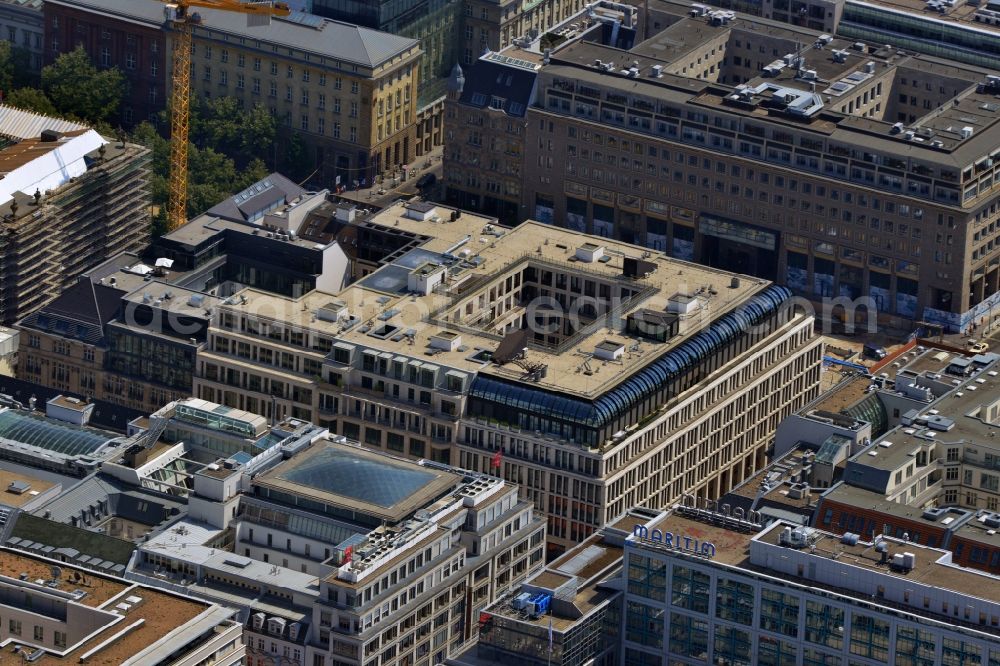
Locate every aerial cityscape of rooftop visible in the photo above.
<box><xmin>0</xmin><ymin>0</ymin><xmax>997</xmax><ymax>663</ymax></box>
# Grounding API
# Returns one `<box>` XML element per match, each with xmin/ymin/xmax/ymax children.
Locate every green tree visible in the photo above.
<box><xmin>4</xmin><ymin>88</ymin><xmax>57</xmax><ymax>116</ymax></box>
<box><xmin>131</xmin><ymin>96</ymin><xmax>277</xmax><ymax>229</ymax></box>
<box><xmin>41</xmin><ymin>46</ymin><xmax>127</xmax><ymax>124</ymax></box>
<box><xmin>189</xmin><ymin>96</ymin><xmax>276</xmax><ymax>169</ymax></box>
<box><xmin>282</xmin><ymin>131</ymin><xmax>311</xmax><ymax>182</ymax></box>
<box><xmin>130</xmin><ymin>121</ymin><xmax>169</xmax><ymax>205</ymax></box>
<box><xmin>0</xmin><ymin>42</ymin><xmax>34</xmax><ymax>94</ymax></box>
<box><xmin>187</xmin><ymin>146</ymin><xmax>268</xmax><ymax>215</ymax></box>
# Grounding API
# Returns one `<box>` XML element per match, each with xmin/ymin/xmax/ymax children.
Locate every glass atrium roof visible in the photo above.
<box><xmin>276</xmin><ymin>447</ymin><xmax>436</xmax><ymax>508</ymax></box>
<box><xmin>0</xmin><ymin>410</ymin><xmax>113</xmax><ymax>456</ymax></box>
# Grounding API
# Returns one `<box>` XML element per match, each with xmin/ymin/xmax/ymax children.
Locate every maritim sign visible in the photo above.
<box><xmin>632</xmin><ymin>524</ymin><xmax>716</xmax><ymax>558</ymax></box>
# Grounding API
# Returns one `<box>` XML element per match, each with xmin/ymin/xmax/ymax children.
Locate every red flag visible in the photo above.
<box><xmin>491</xmin><ymin>450</ymin><xmax>502</xmax><ymax>469</ymax></box>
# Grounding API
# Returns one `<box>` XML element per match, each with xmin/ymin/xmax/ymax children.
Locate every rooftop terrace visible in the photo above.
<box><xmin>0</xmin><ymin>548</ymin><xmax>218</xmax><ymax>666</ymax></box>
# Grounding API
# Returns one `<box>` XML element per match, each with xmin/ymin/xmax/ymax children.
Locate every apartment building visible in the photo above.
<box><xmin>127</xmin><ymin>421</ymin><xmax>544</xmax><ymax>666</ymax></box>
<box><xmin>447</xmin><ymin>0</ymin><xmax>1000</xmax><ymax>332</ymax></box>
<box><xmin>195</xmin><ymin>199</ymin><xmax>823</xmax><ymax>555</ymax></box>
<box><xmin>45</xmin><ymin>0</ymin><xmax>422</xmax><ymax>183</ymax></box>
<box><xmin>0</xmin><ymin>547</ymin><xmax>245</xmax><ymax>665</ymax></box>
<box><xmin>622</xmin><ymin>504</ymin><xmax>1000</xmax><ymax>665</ymax></box>
<box><xmin>0</xmin><ymin>106</ymin><xmax>150</xmax><ymax>325</ymax></box>
<box><xmin>16</xmin><ymin>270</ymin><xmax>218</xmax><ymax>414</ymax></box>
<box><xmin>0</xmin><ymin>0</ymin><xmax>43</xmax><ymax>74</ymax></box>
<box><xmin>16</xmin><ymin>174</ymin><xmax>349</xmax><ymax>415</ymax></box>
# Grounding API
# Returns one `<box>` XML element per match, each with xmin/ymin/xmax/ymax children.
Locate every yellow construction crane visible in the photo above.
<box><xmin>162</xmin><ymin>1</ymin><xmax>290</xmax><ymax>230</ymax></box>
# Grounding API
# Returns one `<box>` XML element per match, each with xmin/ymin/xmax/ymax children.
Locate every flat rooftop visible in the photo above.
<box><xmin>642</xmin><ymin>509</ymin><xmax>759</xmax><ymax>566</ymax></box>
<box><xmin>954</xmin><ymin>511</ymin><xmax>1000</xmax><ymax>548</ymax></box>
<box><xmin>849</xmin><ymin>0</ymin><xmax>1000</xmax><ymax>35</ymax></box>
<box><xmin>222</xmin><ymin>201</ymin><xmax>768</xmax><ymax>399</ymax></box>
<box><xmin>531</xmin><ymin>0</ymin><xmax>1000</xmax><ymax>163</ymax></box>
<box><xmin>810</xmin><ymin>375</ymin><xmax>874</xmax><ymax>414</ymax></box>
<box><xmin>632</xmin><ymin>510</ymin><xmax>1000</xmax><ymax>619</ymax></box>
<box><xmin>756</xmin><ymin>521</ymin><xmax>1000</xmax><ymax>604</ymax></box>
<box><xmin>121</xmin><ymin>281</ymin><xmax>223</xmax><ymax>318</ymax></box>
<box><xmin>0</xmin><ymin>548</ymin><xmax>215</xmax><ymax>666</ymax></box>
<box><xmin>139</xmin><ymin>518</ymin><xmax>322</xmax><ymax>594</ymax></box>
<box><xmin>167</xmin><ymin>212</ymin><xmax>335</xmax><ymax>250</ymax></box>
<box><xmin>254</xmin><ymin>442</ymin><xmax>462</xmax><ymax>524</ymax></box>
<box><xmin>821</xmin><ymin>481</ymin><xmax>971</xmax><ymax>526</ymax></box>
<box><xmin>487</xmin><ymin>532</ymin><xmax>622</xmax><ymax>631</ymax></box>
<box><xmin>83</xmin><ymin>252</ymin><xmax>200</xmax><ymax>295</ymax></box>
<box><xmin>0</xmin><ymin>468</ymin><xmax>56</xmax><ymax>508</ymax></box>
<box><xmin>855</xmin><ymin>356</ymin><xmax>1000</xmax><ymax>472</ymax></box>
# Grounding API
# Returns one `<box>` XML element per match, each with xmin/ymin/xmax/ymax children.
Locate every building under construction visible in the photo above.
<box><xmin>0</xmin><ymin>105</ymin><xmax>150</xmax><ymax>324</ymax></box>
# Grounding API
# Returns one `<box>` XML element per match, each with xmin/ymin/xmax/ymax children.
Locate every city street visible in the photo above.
<box><xmin>333</xmin><ymin>145</ymin><xmax>444</xmax><ymax>210</ymax></box>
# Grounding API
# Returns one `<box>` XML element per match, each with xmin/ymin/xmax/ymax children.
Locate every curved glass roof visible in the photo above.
<box><xmin>469</xmin><ymin>285</ymin><xmax>793</xmax><ymax>429</ymax></box>
<box><xmin>0</xmin><ymin>410</ymin><xmax>113</xmax><ymax>456</ymax></box>
<box><xmin>845</xmin><ymin>392</ymin><xmax>888</xmax><ymax>438</ymax></box>
<box><xmin>276</xmin><ymin>447</ymin><xmax>437</xmax><ymax>508</ymax></box>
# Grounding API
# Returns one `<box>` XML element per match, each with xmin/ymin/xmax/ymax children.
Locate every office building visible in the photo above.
<box><xmin>699</xmin><ymin>0</ymin><xmax>1000</xmax><ymax>69</ymax></box>
<box><xmin>310</xmin><ymin>0</ymin><xmax>459</xmax><ymax>107</ymax></box>
<box><xmin>0</xmin><ymin>105</ymin><xmax>149</xmax><ymax>325</ymax></box>
<box><xmin>16</xmin><ymin>173</ymin><xmax>349</xmax><ymax>415</ymax></box>
<box><xmin>195</xmin><ymin>198</ymin><xmax>823</xmax><ymax>555</ymax></box>
<box><xmin>0</xmin><ymin>0</ymin><xmax>43</xmax><ymax>74</ymax></box>
<box><xmin>447</xmin><ymin>0</ymin><xmax>1000</xmax><ymax>332</ymax></box>
<box><xmin>45</xmin><ymin>0</ymin><xmax>423</xmax><ymax>182</ymax></box>
<box><xmin>126</xmin><ymin>422</ymin><xmax>544</xmax><ymax>666</ymax></box>
<box><xmin>725</xmin><ymin>342</ymin><xmax>1000</xmax><ymax>575</ymax></box>
<box><xmin>621</xmin><ymin>503</ymin><xmax>1000</xmax><ymax>665</ymax></box>
<box><xmin>0</xmin><ymin>547</ymin><xmax>244</xmax><ymax>665</ymax></box>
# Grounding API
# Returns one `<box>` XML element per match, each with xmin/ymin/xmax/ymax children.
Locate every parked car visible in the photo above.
<box><xmin>967</xmin><ymin>339</ymin><xmax>989</xmax><ymax>353</ymax></box>
<box><xmin>862</xmin><ymin>343</ymin><xmax>887</xmax><ymax>360</ymax></box>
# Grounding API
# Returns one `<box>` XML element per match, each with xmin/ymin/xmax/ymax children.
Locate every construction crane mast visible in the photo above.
<box><xmin>162</xmin><ymin>1</ymin><xmax>290</xmax><ymax>231</ymax></box>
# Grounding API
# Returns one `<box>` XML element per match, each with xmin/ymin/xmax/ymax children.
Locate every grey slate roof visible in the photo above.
<box><xmin>207</xmin><ymin>172</ymin><xmax>305</xmax><ymax>223</ymax></box>
<box><xmin>458</xmin><ymin>59</ymin><xmax>537</xmax><ymax>118</ymax></box>
<box><xmin>36</xmin><ymin>474</ymin><xmax>184</xmax><ymax>526</ymax></box>
<box><xmin>47</xmin><ymin>0</ymin><xmax>419</xmax><ymax>68</ymax></box>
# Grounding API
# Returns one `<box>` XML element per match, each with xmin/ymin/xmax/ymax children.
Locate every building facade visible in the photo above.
<box><xmin>45</xmin><ymin>0</ymin><xmax>422</xmax><ymax>183</ymax></box>
<box><xmin>622</xmin><ymin>504</ymin><xmax>1000</xmax><ymax>665</ymax></box>
<box><xmin>194</xmin><ymin>199</ymin><xmax>823</xmax><ymax>556</ymax></box>
<box><xmin>0</xmin><ymin>0</ymin><xmax>44</xmax><ymax>75</ymax></box>
<box><xmin>447</xmin><ymin>0</ymin><xmax>1000</xmax><ymax>331</ymax></box>
<box><xmin>0</xmin><ymin>106</ymin><xmax>149</xmax><ymax>325</ymax></box>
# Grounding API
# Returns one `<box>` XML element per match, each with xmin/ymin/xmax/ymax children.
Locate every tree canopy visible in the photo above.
<box><xmin>0</xmin><ymin>42</ymin><xmax>35</xmax><ymax>95</ymax></box>
<box><xmin>4</xmin><ymin>88</ymin><xmax>57</xmax><ymax>116</ymax></box>
<box><xmin>41</xmin><ymin>46</ymin><xmax>127</xmax><ymax>124</ymax></box>
<box><xmin>131</xmin><ymin>97</ymin><xmax>274</xmax><ymax>230</ymax></box>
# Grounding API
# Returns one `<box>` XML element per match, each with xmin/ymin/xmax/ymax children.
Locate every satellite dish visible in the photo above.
<box><xmin>50</xmin><ymin>566</ymin><xmax>62</xmax><ymax>581</ymax></box>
